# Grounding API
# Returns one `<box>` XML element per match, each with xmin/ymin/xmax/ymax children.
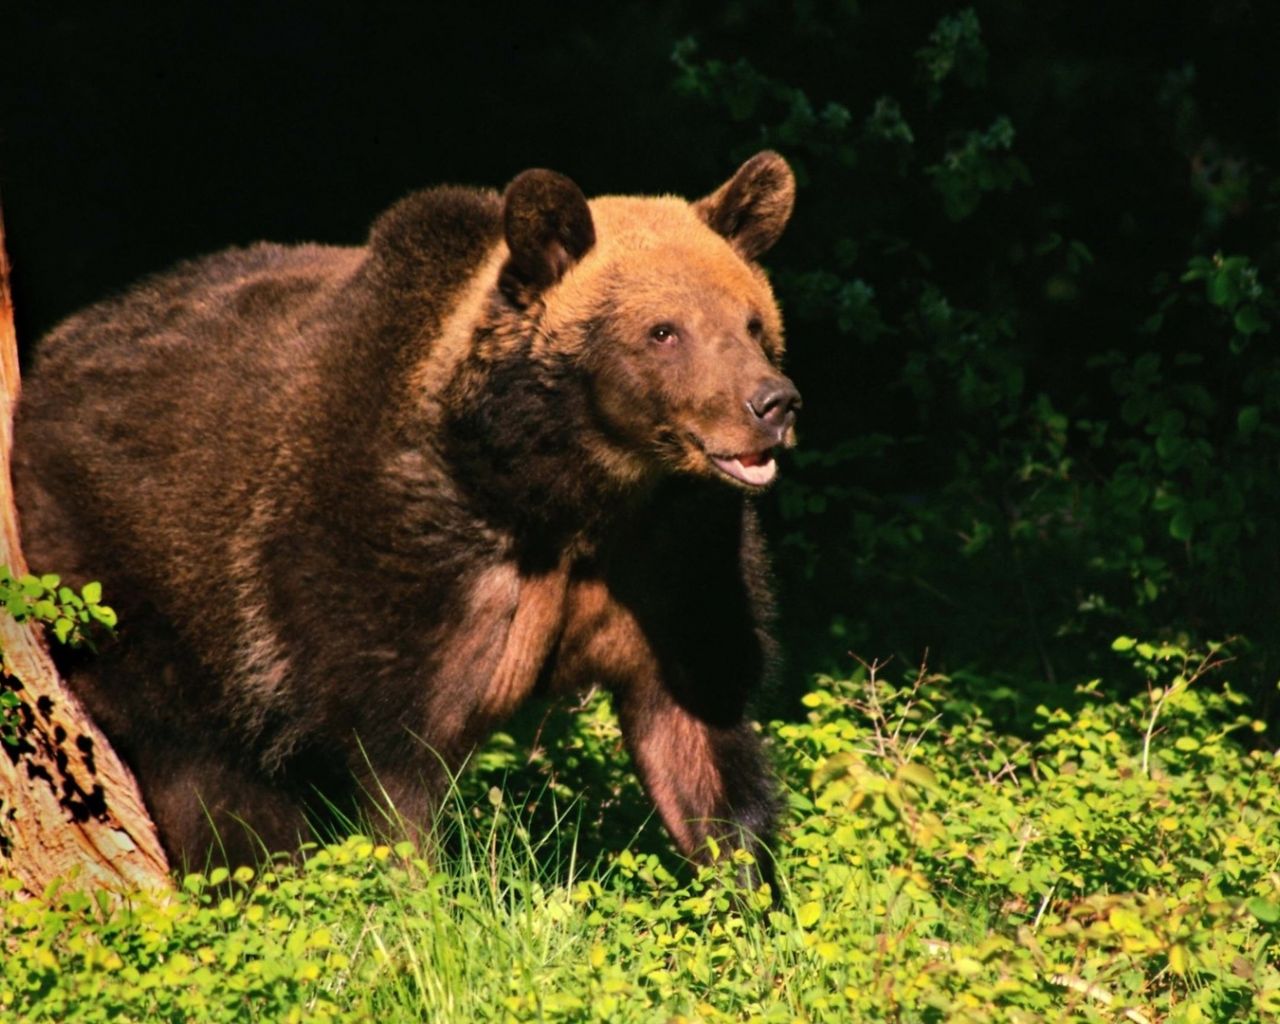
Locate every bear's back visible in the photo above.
<box><xmin>15</xmin><ymin>184</ymin><xmax>505</xmax><ymax>593</ymax></box>
<box><xmin>15</xmin><ymin>243</ymin><xmax>363</xmax><ymax>592</ymax></box>
<box><xmin>33</xmin><ymin>242</ymin><xmax>358</xmax><ymax>381</ymax></box>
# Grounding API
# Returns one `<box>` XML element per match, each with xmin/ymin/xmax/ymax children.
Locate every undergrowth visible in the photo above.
<box><xmin>4</xmin><ymin>637</ymin><xmax>1280</xmax><ymax>1022</ymax></box>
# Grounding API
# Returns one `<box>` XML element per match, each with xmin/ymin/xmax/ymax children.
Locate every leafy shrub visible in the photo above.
<box><xmin>672</xmin><ymin>4</ymin><xmax>1280</xmax><ymax>701</ymax></box>
<box><xmin>779</xmin><ymin>639</ymin><xmax>1280</xmax><ymax>1021</ymax></box>
<box><xmin>6</xmin><ymin>638</ymin><xmax>1279</xmax><ymax>1022</ymax></box>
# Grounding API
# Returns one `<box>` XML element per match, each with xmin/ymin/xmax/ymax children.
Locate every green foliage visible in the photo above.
<box><xmin>775</xmin><ymin>641</ymin><xmax>1280</xmax><ymax>1021</ymax></box>
<box><xmin>928</xmin><ymin>115</ymin><xmax>1027</xmax><ymax>222</ymax></box>
<box><xmin>0</xmin><ymin>566</ymin><xmax>116</xmax><ymax>746</ymax></box>
<box><xmin>7</xmin><ymin>641</ymin><xmax>1280</xmax><ymax>1021</ymax></box>
<box><xmin>0</xmin><ymin>567</ymin><xmax>116</xmax><ymax>646</ymax></box>
<box><xmin>916</xmin><ymin>8</ymin><xmax>987</xmax><ymax>102</ymax></box>
<box><xmin>671</xmin><ymin>4</ymin><xmax>1280</xmax><ymax>699</ymax></box>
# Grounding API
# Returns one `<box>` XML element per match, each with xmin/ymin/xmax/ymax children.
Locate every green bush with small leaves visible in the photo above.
<box><xmin>0</xmin><ymin>566</ymin><xmax>116</xmax><ymax>646</ymax></box>
<box><xmin>672</xmin><ymin>4</ymin><xmax>1280</xmax><ymax>702</ymax></box>
<box><xmin>0</xmin><ymin>566</ymin><xmax>115</xmax><ymax>745</ymax></box>
<box><xmin>5</xmin><ymin>636</ymin><xmax>1279</xmax><ymax>1022</ymax></box>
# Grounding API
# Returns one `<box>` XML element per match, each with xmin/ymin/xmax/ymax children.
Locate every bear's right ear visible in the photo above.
<box><xmin>499</xmin><ymin>169</ymin><xmax>596</xmax><ymax>306</ymax></box>
<box><xmin>695</xmin><ymin>151</ymin><xmax>795</xmax><ymax>260</ymax></box>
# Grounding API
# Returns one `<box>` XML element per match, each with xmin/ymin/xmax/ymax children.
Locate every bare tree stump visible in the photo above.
<box><xmin>0</xmin><ymin>206</ymin><xmax>171</xmax><ymax>894</ymax></box>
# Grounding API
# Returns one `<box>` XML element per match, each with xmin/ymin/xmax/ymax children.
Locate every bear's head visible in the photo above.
<box><xmin>497</xmin><ymin>152</ymin><xmax>800</xmax><ymax>494</ymax></box>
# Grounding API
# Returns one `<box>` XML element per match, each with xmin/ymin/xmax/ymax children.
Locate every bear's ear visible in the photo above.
<box><xmin>500</xmin><ymin>169</ymin><xmax>596</xmax><ymax>306</ymax></box>
<box><xmin>695</xmin><ymin>151</ymin><xmax>795</xmax><ymax>260</ymax></box>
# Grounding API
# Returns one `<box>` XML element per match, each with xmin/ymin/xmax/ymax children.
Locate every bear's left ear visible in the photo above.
<box><xmin>695</xmin><ymin>151</ymin><xmax>795</xmax><ymax>260</ymax></box>
<box><xmin>500</xmin><ymin>169</ymin><xmax>596</xmax><ymax>306</ymax></box>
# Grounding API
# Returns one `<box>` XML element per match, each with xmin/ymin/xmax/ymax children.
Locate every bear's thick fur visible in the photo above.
<box><xmin>13</xmin><ymin>153</ymin><xmax>801</xmax><ymax>881</ymax></box>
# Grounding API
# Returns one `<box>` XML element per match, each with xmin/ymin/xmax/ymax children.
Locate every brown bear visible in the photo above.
<box><xmin>13</xmin><ymin>152</ymin><xmax>801</xmax><ymax>885</ymax></box>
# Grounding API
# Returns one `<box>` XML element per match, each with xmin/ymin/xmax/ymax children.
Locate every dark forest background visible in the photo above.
<box><xmin>3</xmin><ymin>1</ymin><xmax>1279</xmax><ymax>721</ymax></box>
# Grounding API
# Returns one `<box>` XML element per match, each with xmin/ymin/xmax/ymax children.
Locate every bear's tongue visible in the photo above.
<box><xmin>712</xmin><ymin>450</ymin><xmax>777</xmax><ymax>487</ymax></box>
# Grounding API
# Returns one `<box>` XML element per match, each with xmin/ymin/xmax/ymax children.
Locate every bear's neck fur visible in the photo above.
<box><xmin>435</xmin><ymin>300</ymin><xmax>651</xmax><ymax>562</ymax></box>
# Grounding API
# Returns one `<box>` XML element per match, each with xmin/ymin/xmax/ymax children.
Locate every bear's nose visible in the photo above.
<box><xmin>747</xmin><ymin>378</ymin><xmax>802</xmax><ymax>429</ymax></box>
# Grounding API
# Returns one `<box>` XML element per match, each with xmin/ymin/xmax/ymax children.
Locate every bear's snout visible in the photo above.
<box><xmin>747</xmin><ymin>376</ymin><xmax>801</xmax><ymax>442</ymax></box>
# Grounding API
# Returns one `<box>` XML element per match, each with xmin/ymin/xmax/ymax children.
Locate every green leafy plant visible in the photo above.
<box><xmin>0</xmin><ymin>567</ymin><xmax>117</xmax><ymax>646</ymax></box>
<box><xmin>6</xmin><ymin>638</ymin><xmax>1280</xmax><ymax>1021</ymax></box>
<box><xmin>0</xmin><ymin>567</ymin><xmax>116</xmax><ymax>746</ymax></box>
<box><xmin>670</xmin><ymin>4</ymin><xmax>1280</xmax><ymax>702</ymax></box>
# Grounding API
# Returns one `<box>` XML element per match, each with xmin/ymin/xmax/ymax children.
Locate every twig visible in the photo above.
<box><xmin>1048</xmin><ymin>972</ymin><xmax>1153</xmax><ymax>1024</ymax></box>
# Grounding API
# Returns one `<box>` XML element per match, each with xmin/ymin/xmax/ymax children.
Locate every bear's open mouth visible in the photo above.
<box><xmin>709</xmin><ymin>449</ymin><xmax>778</xmax><ymax>488</ymax></box>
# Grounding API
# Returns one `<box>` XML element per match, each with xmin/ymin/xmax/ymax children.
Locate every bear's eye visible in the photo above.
<box><xmin>649</xmin><ymin>324</ymin><xmax>678</xmax><ymax>345</ymax></box>
<box><xmin>747</xmin><ymin>317</ymin><xmax>764</xmax><ymax>339</ymax></box>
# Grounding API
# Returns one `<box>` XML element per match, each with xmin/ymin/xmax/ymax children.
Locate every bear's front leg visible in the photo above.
<box><xmin>560</xmin><ymin>486</ymin><xmax>782</xmax><ymax>892</ymax></box>
<box><xmin>612</xmin><ymin>673</ymin><xmax>779</xmax><ymax>894</ymax></box>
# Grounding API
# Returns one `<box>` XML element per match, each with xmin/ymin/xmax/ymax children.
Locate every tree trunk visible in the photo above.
<box><xmin>0</xmin><ymin>206</ymin><xmax>171</xmax><ymax>894</ymax></box>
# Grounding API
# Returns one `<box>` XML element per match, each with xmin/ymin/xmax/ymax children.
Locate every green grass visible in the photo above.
<box><xmin>5</xmin><ymin>637</ymin><xmax>1280</xmax><ymax>1022</ymax></box>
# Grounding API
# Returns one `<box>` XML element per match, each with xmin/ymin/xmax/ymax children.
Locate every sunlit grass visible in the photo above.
<box><xmin>6</xmin><ymin>644</ymin><xmax>1280</xmax><ymax>1022</ymax></box>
